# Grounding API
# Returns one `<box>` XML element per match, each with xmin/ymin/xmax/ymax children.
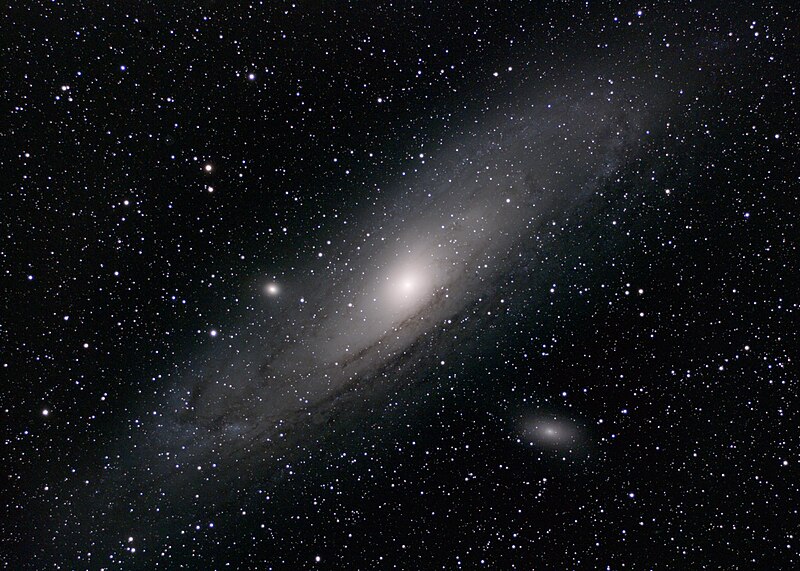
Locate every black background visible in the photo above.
<box><xmin>3</xmin><ymin>1</ymin><xmax>798</xmax><ymax>568</ymax></box>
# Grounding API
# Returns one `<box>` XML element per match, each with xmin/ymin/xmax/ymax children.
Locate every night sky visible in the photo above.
<box><xmin>4</xmin><ymin>1</ymin><xmax>799</xmax><ymax>569</ymax></box>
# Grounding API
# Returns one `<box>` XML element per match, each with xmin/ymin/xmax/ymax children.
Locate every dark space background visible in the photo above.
<box><xmin>3</xmin><ymin>1</ymin><xmax>798</xmax><ymax>569</ymax></box>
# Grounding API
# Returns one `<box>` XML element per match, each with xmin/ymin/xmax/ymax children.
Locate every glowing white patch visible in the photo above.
<box><xmin>519</xmin><ymin>415</ymin><xmax>581</xmax><ymax>450</ymax></box>
<box><xmin>381</xmin><ymin>258</ymin><xmax>436</xmax><ymax>316</ymax></box>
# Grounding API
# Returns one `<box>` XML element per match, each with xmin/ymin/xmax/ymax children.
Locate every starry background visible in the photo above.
<box><xmin>3</xmin><ymin>0</ymin><xmax>798</xmax><ymax>569</ymax></box>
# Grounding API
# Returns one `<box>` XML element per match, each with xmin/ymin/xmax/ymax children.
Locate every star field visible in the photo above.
<box><xmin>3</xmin><ymin>1</ymin><xmax>798</xmax><ymax>569</ymax></box>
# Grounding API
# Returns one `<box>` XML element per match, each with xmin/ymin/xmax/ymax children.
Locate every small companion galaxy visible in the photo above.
<box><xmin>4</xmin><ymin>1</ymin><xmax>798</xmax><ymax>569</ymax></box>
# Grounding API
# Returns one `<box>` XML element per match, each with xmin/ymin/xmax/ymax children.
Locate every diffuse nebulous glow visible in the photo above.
<box><xmin>169</xmin><ymin>71</ymin><xmax>674</xmax><ymax>459</ymax></box>
<box><xmin>12</xmin><ymin>2</ymin><xmax>793</xmax><ymax>568</ymax></box>
<box><xmin>519</xmin><ymin>415</ymin><xmax>582</xmax><ymax>450</ymax></box>
<box><xmin>46</xmin><ymin>66</ymin><xmax>677</xmax><ymax>561</ymax></box>
<box><xmin>381</xmin><ymin>257</ymin><xmax>436</xmax><ymax>314</ymax></box>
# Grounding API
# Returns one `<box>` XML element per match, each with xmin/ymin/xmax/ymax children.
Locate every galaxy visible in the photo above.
<box><xmin>5</xmin><ymin>1</ymin><xmax>798</xmax><ymax>569</ymax></box>
<box><xmin>517</xmin><ymin>414</ymin><xmax>584</xmax><ymax>452</ymax></box>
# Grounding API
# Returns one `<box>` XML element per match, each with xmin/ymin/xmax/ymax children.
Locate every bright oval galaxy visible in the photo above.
<box><xmin>7</xmin><ymin>2</ymin><xmax>797</xmax><ymax>569</ymax></box>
